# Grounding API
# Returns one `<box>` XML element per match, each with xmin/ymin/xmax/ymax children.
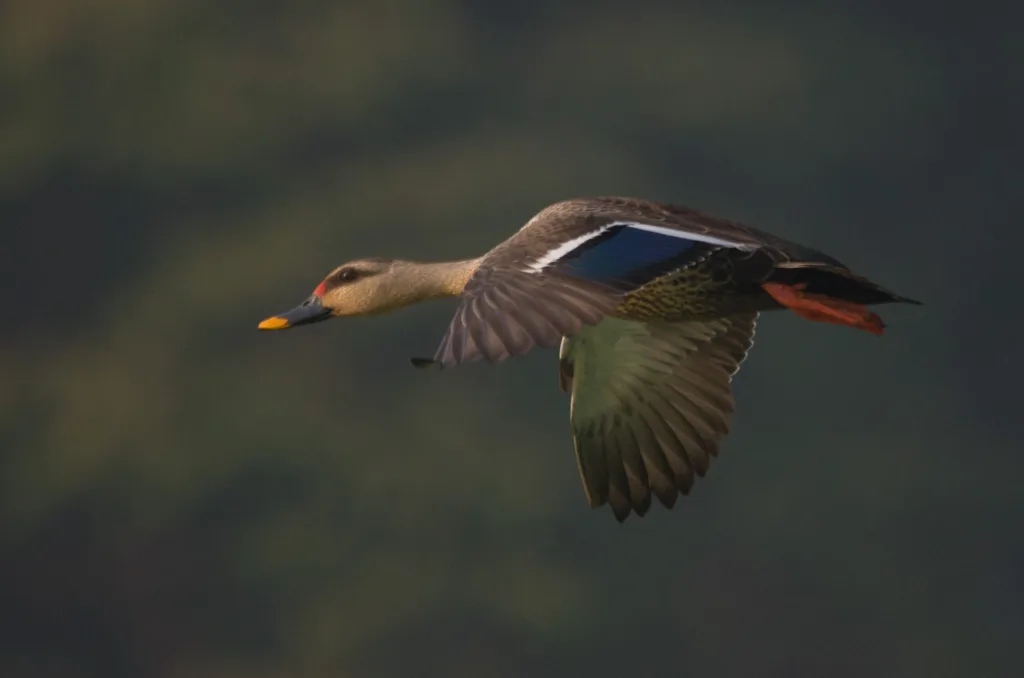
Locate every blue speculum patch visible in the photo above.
<box><xmin>557</xmin><ymin>226</ymin><xmax>703</xmax><ymax>285</ymax></box>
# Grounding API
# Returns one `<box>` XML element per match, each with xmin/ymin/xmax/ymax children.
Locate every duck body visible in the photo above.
<box><xmin>424</xmin><ymin>197</ymin><xmax>915</xmax><ymax>369</ymax></box>
<box><xmin>260</xmin><ymin>196</ymin><xmax>920</xmax><ymax>522</ymax></box>
<box><xmin>614</xmin><ymin>238</ymin><xmax>900</xmax><ymax>321</ymax></box>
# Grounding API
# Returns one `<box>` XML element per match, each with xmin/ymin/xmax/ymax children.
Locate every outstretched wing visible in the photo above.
<box><xmin>559</xmin><ymin>313</ymin><xmax>758</xmax><ymax>522</ymax></box>
<box><xmin>417</xmin><ymin>218</ymin><xmax>759</xmax><ymax>369</ymax></box>
<box><xmin>422</xmin><ymin>266</ymin><xmax>622</xmax><ymax>369</ymax></box>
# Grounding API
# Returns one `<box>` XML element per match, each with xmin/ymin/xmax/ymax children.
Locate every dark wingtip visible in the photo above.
<box><xmin>610</xmin><ymin>505</ymin><xmax>631</xmax><ymax>523</ymax></box>
<box><xmin>410</xmin><ymin>357</ymin><xmax>439</xmax><ymax>369</ymax></box>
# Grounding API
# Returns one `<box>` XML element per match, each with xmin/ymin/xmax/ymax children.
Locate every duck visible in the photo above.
<box><xmin>258</xmin><ymin>196</ymin><xmax>920</xmax><ymax>522</ymax></box>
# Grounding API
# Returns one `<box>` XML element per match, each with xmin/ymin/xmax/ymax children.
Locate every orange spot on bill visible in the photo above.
<box><xmin>762</xmin><ymin>282</ymin><xmax>885</xmax><ymax>336</ymax></box>
<box><xmin>313</xmin><ymin>280</ymin><xmax>327</xmax><ymax>297</ymax></box>
<box><xmin>258</xmin><ymin>316</ymin><xmax>290</xmax><ymax>330</ymax></box>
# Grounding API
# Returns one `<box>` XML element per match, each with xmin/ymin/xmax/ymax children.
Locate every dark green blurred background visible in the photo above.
<box><xmin>2</xmin><ymin>1</ymin><xmax>1020</xmax><ymax>676</ymax></box>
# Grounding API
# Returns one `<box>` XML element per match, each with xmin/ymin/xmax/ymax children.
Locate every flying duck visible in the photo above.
<box><xmin>259</xmin><ymin>197</ymin><xmax>920</xmax><ymax>521</ymax></box>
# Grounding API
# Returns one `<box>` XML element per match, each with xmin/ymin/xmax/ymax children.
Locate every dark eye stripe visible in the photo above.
<box><xmin>329</xmin><ymin>267</ymin><xmax>374</xmax><ymax>287</ymax></box>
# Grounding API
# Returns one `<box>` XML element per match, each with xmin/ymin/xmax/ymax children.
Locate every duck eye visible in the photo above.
<box><xmin>336</xmin><ymin>268</ymin><xmax>359</xmax><ymax>283</ymax></box>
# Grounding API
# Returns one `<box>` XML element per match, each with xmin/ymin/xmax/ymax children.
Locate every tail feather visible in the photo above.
<box><xmin>770</xmin><ymin>262</ymin><xmax>921</xmax><ymax>307</ymax></box>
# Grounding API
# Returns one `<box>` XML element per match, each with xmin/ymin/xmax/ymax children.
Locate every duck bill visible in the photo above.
<box><xmin>258</xmin><ymin>294</ymin><xmax>331</xmax><ymax>330</ymax></box>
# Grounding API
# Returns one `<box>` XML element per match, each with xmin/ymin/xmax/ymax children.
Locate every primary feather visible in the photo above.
<box><xmin>559</xmin><ymin>314</ymin><xmax>757</xmax><ymax>521</ymax></box>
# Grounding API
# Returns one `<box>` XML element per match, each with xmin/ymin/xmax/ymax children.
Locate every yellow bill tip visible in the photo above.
<box><xmin>258</xmin><ymin>316</ymin><xmax>290</xmax><ymax>330</ymax></box>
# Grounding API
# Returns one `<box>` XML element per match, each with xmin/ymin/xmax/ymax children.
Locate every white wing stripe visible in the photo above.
<box><xmin>613</xmin><ymin>221</ymin><xmax>757</xmax><ymax>250</ymax></box>
<box><xmin>526</xmin><ymin>220</ymin><xmax>758</xmax><ymax>275</ymax></box>
<box><xmin>526</xmin><ymin>221</ymin><xmax>758</xmax><ymax>274</ymax></box>
<box><xmin>525</xmin><ymin>225</ymin><xmax>612</xmax><ymax>273</ymax></box>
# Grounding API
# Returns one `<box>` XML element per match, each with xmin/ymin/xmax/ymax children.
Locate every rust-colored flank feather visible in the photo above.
<box><xmin>762</xmin><ymin>282</ymin><xmax>885</xmax><ymax>336</ymax></box>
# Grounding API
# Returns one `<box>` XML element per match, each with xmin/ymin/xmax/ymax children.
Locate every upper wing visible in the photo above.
<box><xmin>559</xmin><ymin>313</ymin><xmax>758</xmax><ymax>522</ymax></box>
<box><xmin>422</xmin><ymin>266</ymin><xmax>624</xmax><ymax>369</ymax></box>
<box><xmin>418</xmin><ymin>217</ymin><xmax>759</xmax><ymax>369</ymax></box>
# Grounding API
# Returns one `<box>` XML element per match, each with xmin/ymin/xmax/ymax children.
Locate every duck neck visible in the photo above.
<box><xmin>393</xmin><ymin>257</ymin><xmax>482</xmax><ymax>304</ymax></box>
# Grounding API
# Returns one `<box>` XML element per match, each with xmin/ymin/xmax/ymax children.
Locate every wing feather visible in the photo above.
<box><xmin>490</xmin><ymin>284</ymin><xmax>563</xmax><ymax>346</ymax></box>
<box><xmin>426</xmin><ymin>268</ymin><xmax>624</xmax><ymax>368</ymax></box>
<box><xmin>615</xmin><ymin>424</ymin><xmax>652</xmax><ymax>516</ymax></box>
<box><xmin>603</xmin><ymin>436</ymin><xmax>632</xmax><ymax>523</ymax></box>
<box><xmin>629</xmin><ymin>413</ymin><xmax>677</xmax><ymax>509</ymax></box>
<box><xmin>637</xmin><ymin>400</ymin><xmax>693</xmax><ymax>499</ymax></box>
<box><xmin>563</xmin><ymin>313</ymin><xmax>757</xmax><ymax>521</ymax></box>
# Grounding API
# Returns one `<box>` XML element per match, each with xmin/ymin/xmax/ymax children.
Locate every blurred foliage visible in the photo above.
<box><xmin>1</xmin><ymin>1</ymin><xmax>1021</xmax><ymax>677</ymax></box>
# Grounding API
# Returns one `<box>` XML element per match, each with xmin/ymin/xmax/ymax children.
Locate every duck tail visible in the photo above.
<box><xmin>768</xmin><ymin>262</ymin><xmax>922</xmax><ymax>306</ymax></box>
<box><xmin>762</xmin><ymin>263</ymin><xmax>921</xmax><ymax>336</ymax></box>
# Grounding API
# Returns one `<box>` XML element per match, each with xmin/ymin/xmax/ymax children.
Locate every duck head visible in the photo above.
<box><xmin>258</xmin><ymin>257</ymin><xmax>478</xmax><ymax>330</ymax></box>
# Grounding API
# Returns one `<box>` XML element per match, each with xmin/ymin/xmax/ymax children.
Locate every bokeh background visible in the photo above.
<box><xmin>2</xmin><ymin>1</ymin><xmax>1021</xmax><ymax>676</ymax></box>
